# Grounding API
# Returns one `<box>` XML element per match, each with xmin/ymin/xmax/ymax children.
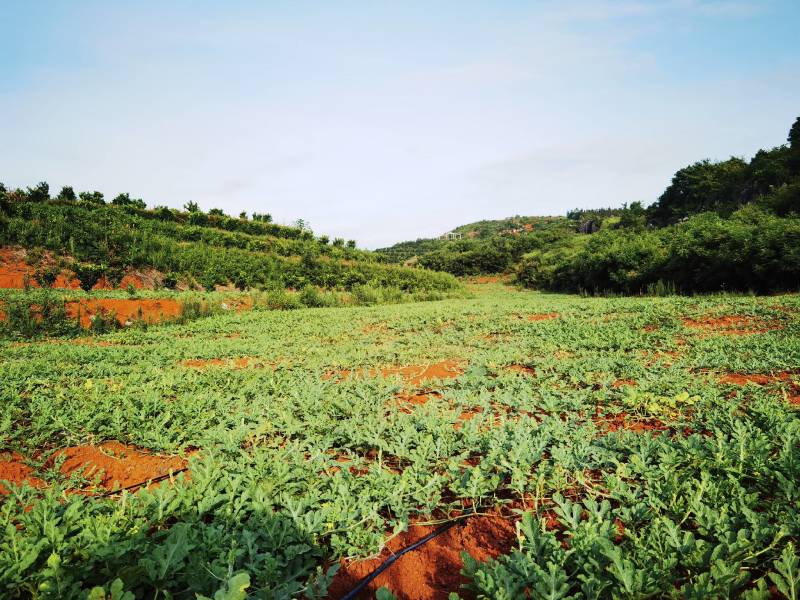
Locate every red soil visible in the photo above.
<box><xmin>469</xmin><ymin>275</ymin><xmax>507</xmax><ymax>284</ymax></box>
<box><xmin>720</xmin><ymin>371</ymin><xmax>800</xmax><ymax>404</ymax></box>
<box><xmin>507</xmin><ymin>364</ymin><xmax>536</xmax><ymax>376</ymax></box>
<box><xmin>324</xmin><ymin>361</ymin><xmax>464</xmax><ymax>387</ymax></box>
<box><xmin>682</xmin><ymin>315</ymin><xmax>781</xmax><ymax>335</ymax></box>
<box><xmin>611</xmin><ymin>379</ymin><xmax>636</xmax><ymax>389</ymax></box>
<box><xmin>527</xmin><ymin>313</ymin><xmax>559</xmax><ymax>322</ymax></box>
<box><xmin>92</xmin><ymin>274</ymin><xmax>147</xmax><ymax>290</ymax></box>
<box><xmin>0</xmin><ymin>452</ymin><xmax>45</xmax><ymax>495</ymax></box>
<box><xmin>0</xmin><ymin>247</ymin><xmax>150</xmax><ymax>290</ymax></box>
<box><xmin>65</xmin><ymin>298</ymin><xmax>182</xmax><ymax>327</ymax></box>
<box><xmin>327</xmin><ymin>514</ymin><xmax>517</xmax><ymax>600</ymax></box>
<box><xmin>55</xmin><ymin>441</ymin><xmax>188</xmax><ymax>492</ymax></box>
<box><xmin>593</xmin><ymin>411</ymin><xmax>667</xmax><ymax>434</ymax></box>
<box><xmin>181</xmin><ymin>357</ymin><xmax>267</xmax><ymax>370</ymax></box>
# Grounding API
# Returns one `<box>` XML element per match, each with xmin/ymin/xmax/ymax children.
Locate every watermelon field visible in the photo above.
<box><xmin>2</xmin><ymin>282</ymin><xmax>800</xmax><ymax>599</ymax></box>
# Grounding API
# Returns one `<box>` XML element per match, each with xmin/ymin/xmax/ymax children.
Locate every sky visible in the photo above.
<box><xmin>1</xmin><ymin>1</ymin><xmax>799</xmax><ymax>248</ymax></box>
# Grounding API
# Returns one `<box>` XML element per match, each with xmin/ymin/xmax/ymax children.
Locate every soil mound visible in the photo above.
<box><xmin>56</xmin><ymin>441</ymin><xmax>188</xmax><ymax>491</ymax></box>
<box><xmin>327</xmin><ymin>514</ymin><xmax>516</xmax><ymax>600</ymax></box>
<box><xmin>0</xmin><ymin>452</ymin><xmax>45</xmax><ymax>495</ymax></box>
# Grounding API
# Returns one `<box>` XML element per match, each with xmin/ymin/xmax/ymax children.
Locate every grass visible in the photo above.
<box><xmin>1</xmin><ymin>283</ymin><xmax>799</xmax><ymax>598</ymax></box>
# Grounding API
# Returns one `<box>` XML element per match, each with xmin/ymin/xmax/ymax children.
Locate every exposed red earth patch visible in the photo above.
<box><xmin>0</xmin><ymin>247</ymin><xmax>158</xmax><ymax>290</ymax></box>
<box><xmin>0</xmin><ymin>248</ymin><xmax>76</xmax><ymax>289</ymax></box>
<box><xmin>55</xmin><ymin>441</ymin><xmax>188</xmax><ymax>492</ymax></box>
<box><xmin>181</xmin><ymin>356</ymin><xmax>270</xmax><ymax>370</ymax></box>
<box><xmin>327</xmin><ymin>514</ymin><xmax>516</xmax><ymax>600</ymax></box>
<box><xmin>0</xmin><ymin>452</ymin><xmax>45</xmax><ymax>495</ymax></box>
<box><xmin>612</xmin><ymin>379</ymin><xmax>636</xmax><ymax>389</ymax></box>
<box><xmin>468</xmin><ymin>275</ymin><xmax>509</xmax><ymax>284</ymax></box>
<box><xmin>324</xmin><ymin>361</ymin><xmax>464</xmax><ymax>386</ymax></box>
<box><xmin>507</xmin><ymin>364</ymin><xmax>536</xmax><ymax>376</ymax></box>
<box><xmin>65</xmin><ymin>298</ymin><xmax>183</xmax><ymax>327</ymax></box>
<box><xmin>527</xmin><ymin>313</ymin><xmax>559</xmax><ymax>322</ymax></box>
<box><xmin>720</xmin><ymin>371</ymin><xmax>800</xmax><ymax>404</ymax></box>
<box><xmin>593</xmin><ymin>411</ymin><xmax>667</xmax><ymax>434</ymax></box>
<box><xmin>682</xmin><ymin>315</ymin><xmax>781</xmax><ymax>335</ymax></box>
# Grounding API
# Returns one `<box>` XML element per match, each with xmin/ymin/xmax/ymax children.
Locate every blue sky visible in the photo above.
<box><xmin>1</xmin><ymin>1</ymin><xmax>798</xmax><ymax>248</ymax></box>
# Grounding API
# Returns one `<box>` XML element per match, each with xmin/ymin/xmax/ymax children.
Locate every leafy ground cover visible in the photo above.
<box><xmin>1</xmin><ymin>283</ymin><xmax>799</xmax><ymax>598</ymax></box>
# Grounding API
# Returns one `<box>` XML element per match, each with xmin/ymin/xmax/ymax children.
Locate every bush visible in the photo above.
<box><xmin>263</xmin><ymin>289</ymin><xmax>302</xmax><ymax>310</ymax></box>
<box><xmin>0</xmin><ymin>292</ymin><xmax>79</xmax><ymax>338</ymax></box>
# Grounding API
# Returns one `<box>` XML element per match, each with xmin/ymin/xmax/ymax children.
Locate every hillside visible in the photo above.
<box><xmin>378</xmin><ymin>116</ymin><xmax>800</xmax><ymax>294</ymax></box>
<box><xmin>0</xmin><ymin>191</ymin><xmax>458</xmax><ymax>294</ymax></box>
<box><xmin>376</xmin><ymin>216</ymin><xmax>567</xmax><ymax>264</ymax></box>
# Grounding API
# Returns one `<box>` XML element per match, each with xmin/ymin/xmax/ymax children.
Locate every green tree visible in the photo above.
<box><xmin>79</xmin><ymin>191</ymin><xmax>105</xmax><ymax>205</ymax></box>
<box><xmin>112</xmin><ymin>193</ymin><xmax>146</xmax><ymax>209</ymax></box>
<box><xmin>647</xmin><ymin>158</ymin><xmax>748</xmax><ymax>225</ymax></box>
<box><xmin>26</xmin><ymin>181</ymin><xmax>50</xmax><ymax>202</ymax></box>
<box><xmin>56</xmin><ymin>186</ymin><xmax>76</xmax><ymax>202</ymax></box>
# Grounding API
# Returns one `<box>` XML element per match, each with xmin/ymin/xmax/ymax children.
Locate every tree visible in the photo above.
<box><xmin>616</xmin><ymin>201</ymin><xmax>646</xmax><ymax>230</ymax></box>
<box><xmin>79</xmin><ymin>191</ymin><xmax>105</xmax><ymax>205</ymax></box>
<box><xmin>26</xmin><ymin>181</ymin><xmax>50</xmax><ymax>202</ymax></box>
<box><xmin>788</xmin><ymin>116</ymin><xmax>800</xmax><ymax>173</ymax></box>
<box><xmin>332</xmin><ymin>237</ymin><xmax>345</xmax><ymax>248</ymax></box>
<box><xmin>318</xmin><ymin>235</ymin><xmax>330</xmax><ymax>245</ymax></box>
<box><xmin>112</xmin><ymin>193</ymin><xmax>146</xmax><ymax>209</ymax></box>
<box><xmin>252</xmin><ymin>212</ymin><xmax>272</xmax><ymax>223</ymax></box>
<box><xmin>646</xmin><ymin>158</ymin><xmax>748</xmax><ymax>226</ymax></box>
<box><xmin>239</xmin><ymin>211</ymin><xmax>248</xmax><ymax>220</ymax></box>
<box><xmin>184</xmin><ymin>201</ymin><xmax>200</xmax><ymax>213</ymax></box>
<box><xmin>208</xmin><ymin>208</ymin><xmax>225</xmax><ymax>217</ymax></box>
<box><xmin>346</xmin><ymin>240</ymin><xmax>356</xmax><ymax>249</ymax></box>
<box><xmin>56</xmin><ymin>186</ymin><xmax>76</xmax><ymax>202</ymax></box>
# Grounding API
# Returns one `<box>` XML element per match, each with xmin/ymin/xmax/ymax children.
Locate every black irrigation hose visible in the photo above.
<box><xmin>93</xmin><ymin>467</ymin><xmax>189</xmax><ymax>498</ymax></box>
<box><xmin>341</xmin><ymin>508</ymin><xmax>475</xmax><ymax>600</ymax></box>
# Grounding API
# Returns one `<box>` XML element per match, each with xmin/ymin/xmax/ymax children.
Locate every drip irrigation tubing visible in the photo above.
<box><xmin>340</xmin><ymin>508</ymin><xmax>475</xmax><ymax>600</ymax></box>
<box><xmin>93</xmin><ymin>467</ymin><xmax>189</xmax><ymax>498</ymax></box>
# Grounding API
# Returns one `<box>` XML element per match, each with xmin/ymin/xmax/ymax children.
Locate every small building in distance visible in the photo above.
<box><xmin>438</xmin><ymin>231</ymin><xmax>463</xmax><ymax>241</ymax></box>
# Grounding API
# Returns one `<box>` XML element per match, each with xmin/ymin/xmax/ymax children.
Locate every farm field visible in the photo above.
<box><xmin>2</xmin><ymin>283</ymin><xmax>800</xmax><ymax>599</ymax></box>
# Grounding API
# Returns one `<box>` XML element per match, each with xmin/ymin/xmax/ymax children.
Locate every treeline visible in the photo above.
<box><xmin>387</xmin><ymin>116</ymin><xmax>800</xmax><ymax>294</ymax></box>
<box><xmin>417</xmin><ymin>220</ymin><xmax>574</xmax><ymax>276</ymax></box>
<box><xmin>0</xmin><ymin>182</ymin><xmax>360</xmax><ymax>247</ymax></box>
<box><xmin>0</xmin><ymin>191</ymin><xmax>458</xmax><ymax>293</ymax></box>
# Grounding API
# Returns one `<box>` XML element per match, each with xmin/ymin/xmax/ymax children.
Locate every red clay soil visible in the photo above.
<box><xmin>468</xmin><ymin>275</ymin><xmax>508</xmax><ymax>284</ymax></box>
<box><xmin>0</xmin><ymin>247</ymin><xmax>158</xmax><ymax>290</ymax></box>
<box><xmin>507</xmin><ymin>364</ymin><xmax>536</xmax><ymax>376</ymax></box>
<box><xmin>92</xmin><ymin>273</ymin><xmax>147</xmax><ymax>290</ymax></box>
<box><xmin>682</xmin><ymin>315</ymin><xmax>781</xmax><ymax>335</ymax></box>
<box><xmin>527</xmin><ymin>313</ymin><xmax>559</xmax><ymax>322</ymax></box>
<box><xmin>326</xmin><ymin>514</ymin><xmax>517</xmax><ymax>600</ymax></box>
<box><xmin>0</xmin><ymin>452</ymin><xmax>45</xmax><ymax>495</ymax></box>
<box><xmin>180</xmin><ymin>357</ymin><xmax>268</xmax><ymax>370</ymax></box>
<box><xmin>593</xmin><ymin>411</ymin><xmax>667</xmax><ymax>434</ymax></box>
<box><xmin>324</xmin><ymin>361</ymin><xmax>464</xmax><ymax>386</ymax></box>
<box><xmin>612</xmin><ymin>379</ymin><xmax>636</xmax><ymax>389</ymax></box>
<box><xmin>55</xmin><ymin>441</ymin><xmax>188</xmax><ymax>491</ymax></box>
<box><xmin>0</xmin><ymin>248</ymin><xmax>64</xmax><ymax>289</ymax></box>
<box><xmin>720</xmin><ymin>372</ymin><xmax>800</xmax><ymax>404</ymax></box>
<box><xmin>65</xmin><ymin>298</ymin><xmax>182</xmax><ymax>327</ymax></box>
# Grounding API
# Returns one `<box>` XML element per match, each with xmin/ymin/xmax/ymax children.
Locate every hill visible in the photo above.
<box><xmin>378</xmin><ymin>116</ymin><xmax>800</xmax><ymax>294</ymax></box>
<box><xmin>0</xmin><ymin>191</ymin><xmax>458</xmax><ymax>294</ymax></box>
